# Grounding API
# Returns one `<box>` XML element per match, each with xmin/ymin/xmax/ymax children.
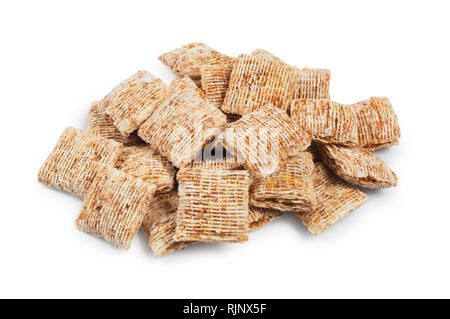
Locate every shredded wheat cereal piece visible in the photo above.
<box><xmin>222</xmin><ymin>54</ymin><xmax>298</xmax><ymax>115</ymax></box>
<box><xmin>38</xmin><ymin>127</ymin><xmax>123</xmax><ymax>198</ymax></box>
<box><xmin>174</xmin><ymin>168</ymin><xmax>250</xmax><ymax>242</ymax></box>
<box><xmin>102</xmin><ymin>71</ymin><xmax>169</xmax><ymax>136</ymax></box>
<box><xmin>138</xmin><ymin>77</ymin><xmax>227</xmax><ymax>168</ymax></box>
<box><xmin>248</xmin><ymin>206</ymin><xmax>284</xmax><ymax>231</ymax></box>
<box><xmin>249</xmin><ymin>153</ymin><xmax>315</xmax><ymax>212</ymax></box>
<box><xmin>250</xmin><ymin>51</ymin><xmax>330</xmax><ymax>100</ymax></box>
<box><xmin>352</xmin><ymin>97</ymin><xmax>401</xmax><ymax>150</ymax></box>
<box><xmin>200</xmin><ymin>63</ymin><xmax>234</xmax><ymax>107</ymax></box>
<box><xmin>223</xmin><ymin>54</ymin><xmax>330</xmax><ymax>115</ymax></box>
<box><xmin>141</xmin><ymin>192</ymin><xmax>196</xmax><ymax>256</ymax></box>
<box><xmin>114</xmin><ymin>145</ymin><xmax>176</xmax><ymax>194</ymax></box>
<box><xmin>87</xmin><ymin>101</ymin><xmax>143</xmax><ymax>145</ymax></box>
<box><xmin>296</xmin><ymin>162</ymin><xmax>369</xmax><ymax>235</ymax></box>
<box><xmin>158</xmin><ymin>43</ymin><xmax>235</xmax><ymax>82</ymax></box>
<box><xmin>220</xmin><ymin>105</ymin><xmax>310</xmax><ymax>176</ymax></box>
<box><xmin>76</xmin><ymin>165</ymin><xmax>156</xmax><ymax>249</ymax></box>
<box><xmin>252</xmin><ymin>50</ymin><xmax>331</xmax><ymax>101</ymax></box>
<box><xmin>290</xmin><ymin>99</ymin><xmax>358</xmax><ymax>146</ymax></box>
<box><xmin>291</xmin><ymin>68</ymin><xmax>330</xmax><ymax>101</ymax></box>
<box><xmin>318</xmin><ymin>144</ymin><xmax>398</xmax><ymax>188</ymax></box>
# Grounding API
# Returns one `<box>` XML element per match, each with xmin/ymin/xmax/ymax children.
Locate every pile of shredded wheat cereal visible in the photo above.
<box><xmin>38</xmin><ymin>43</ymin><xmax>400</xmax><ymax>256</ymax></box>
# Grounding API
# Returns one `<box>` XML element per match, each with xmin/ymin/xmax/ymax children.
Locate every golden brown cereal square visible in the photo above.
<box><xmin>220</xmin><ymin>105</ymin><xmax>311</xmax><ymax>176</ymax></box>
<box><xmin>291</xmin><ymin>69</ymin><xmax>330</xmax><ymax>101</ymax></box>
<box><xmin>290</xmin><ymin>99</ymin><xmax>358</xmax><ymax>146</ymax></box>
<box><xmin>352</xmin><ymin>97</ymin><xmax>401</xmax><ymax>150</ymax></box>
<box><xmin>38</xmin><ymin>127</ymin><xmax>123</xmax><ymax>198</ymax></box>
<box><xmin>250</xmin><ymin>50</ymin><xmax>330</xmax><ymax>100</ymax></box>
<box><xmin>102</xmin><ymin>71</ymin><xmax>169</xmax><ymax>136</ymax></box>
<box><xmin>141</xmin><ymin>192</ymin><xmax>195</xmax><ymax>256</ymax></box>
<box><xmin>138</xmin><ymin>77</ymin><xmax>227</xmax><ymax>168</ymax></box>
<box><xmin>200</xmin><ymin>63</ymin><xmax>234</xmax><ymax>108</ymax></box>
<box><xmin>114</xmin><ymin>145</ymin><xmax>176</xmax><ymax>194</ymax></box>
<box><xmin>87</xmin><ymin>101</ymin><xmax>143</xmax><ymax>145</ymax></box>
<box><xmin>223</xmin><ymin>53</ymin><xmax>330</xmax><ymax>115</ymax></box>
<box><xmin>76</xmin><ymin>165</ymin><xmax>156</xmax><ymax>249</ymax></box>
<box><xmin>250</xmin><ymin>153</ymin><xmax>315</xmax><ymax>212</ymax></box>
<box><xmin>318</xmin><ymin>144</ymin><xmax>398</xmax><ymax>188</ymax></box>
<box><xmin>296</xmin><ymin>162</ymin><xmax>369</xmax><ymax>235</ymax></box>
<box><xmin>222</xmin><ymin>54</ymin><xmax>298</xmax><ymax>115</ymax></box>
<box><xmin>159</xmin><ymin>42</ymin><xmax>235</xmax><ymax>81</ymax></box>
<box><xmin>174</xmin><ymin>168</ymin><xmax>250</xmax><ymax>242</ymax></box>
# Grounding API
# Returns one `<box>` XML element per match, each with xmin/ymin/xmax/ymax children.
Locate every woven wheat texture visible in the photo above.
<box><xmin>222</xmin><ymin>53</ymin><xmax>330</xmax><ymax>115</ymax></box>
<box><xmin>297</xmin><ymin>162</ymin><xmax>369</xmax><ymax>235</ymax></box>
<box><xmin>76</xmin><ymin>165</ymin><xmax>156</xmax><ymax>249</ymax></box>
<box><xmin>220</xmin><ymin>105</ymin><xmax>311</xmax><ymax>176</ymax></box>
<box><xmin>187</xmin><ymin>158</ymin><xmax>243</xmax><ymax>170</ymax></box>
<box><xmin>251</xmin><ymin>50</ymin><xmax>330</xmax><ymax>100</ymax></box>
<box><xmin>250</xmin><ymin>153</ymin><xmax>315</xmax><ymax>212</ymax></box>
<box><xmin>291</xmin><ymin>69</ymin><xmax>330</xmax><ymax>101</ymax></box>
<box><xmin>290</xmin><ymin>99</ymin><xmax>359</xmax><ymax>146</ymax></box>
<box><xmin>87</xmin><ymin>101</ymin><xmax>142</xmax><ymax>145</ymax></box>
<box><xmin>175</xmin><ymin>168</ymin><xmax>250</xmax><ymax>242</ymax></box>
<box><xmin>200</xmin><ymin>63</ymin><xmax>234</xmax><ymax>107</ymax></box>
<box><xmin>159</xmin><ymin>42</ymin><xmax>235</xmax><ymax>83</ymax></box>
<box><xmin>248</xmin><ymin>206</ymin><xmax>284</xmax><ymax>231</ymax></box>
<box><xmin>114</xmin><ymin>145</ymin><xmax>176</xmax><ymax>194</ymax></box>
<box><xmin>138</xmin><ymin>77</ymin><xmax>227</xmax><ymax>168</ymax></box>
<box><xmin>222</xmin><ymin>54</ymin><xmax>299</xmax><ymax>115</ymax></box>
<box><xmin>318</xmin><ymin>144</ymin><xmax>398</xmax><ymax>188</ymax></box>
<box><xmin>200</xmin><ymin>49</ymin><xmax>326</xmax><ymax>111</ymax></box>
<box><xmin>102</xmin><ymin>70</ymin><xmax>169</xmax><ymax>136</ymax></box>
<box><xmin>38</xmin><ymin>127</ymin><xmax>123</xmax><ymax>198</ymax></box>
<box><xmin>141</xmin><ymin>192</ymin><xmax>196</xmax><ymax>256</ymax></box>
<box><xmin>353</xmin><ymin>97</ymin><xmax>401</xmax><ymax>150</ymax></box>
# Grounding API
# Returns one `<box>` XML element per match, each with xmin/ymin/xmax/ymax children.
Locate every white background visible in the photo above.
<box><xmin>1</xmin><ymin>0</ymin><xmax>449</xmax><ymax>299</ymax></box>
